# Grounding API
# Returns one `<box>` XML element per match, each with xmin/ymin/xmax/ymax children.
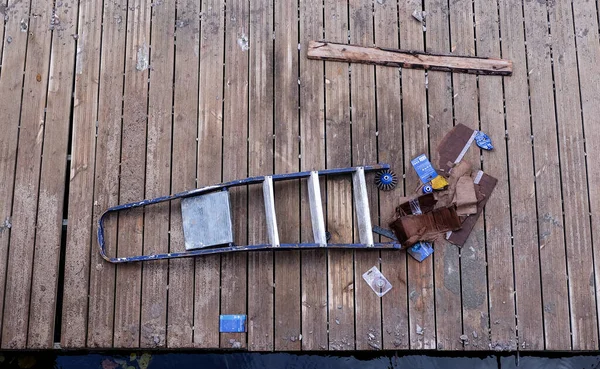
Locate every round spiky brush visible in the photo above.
<box><xmin>375</xmin><ymin>169</ymin><xmax>398</xmax><ymax>191</ymax></box>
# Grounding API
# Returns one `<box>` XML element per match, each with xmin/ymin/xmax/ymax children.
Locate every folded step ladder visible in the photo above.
<box><xmin>98</xmin><ymin>164</ymin><xmax>401</xmax><ymax>263</ymax></box>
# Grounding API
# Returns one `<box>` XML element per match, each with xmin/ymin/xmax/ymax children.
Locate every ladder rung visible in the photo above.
<box><xmin>352</xmin><ymin>167</ymin><xmax>374</xmax><ymax>247</ymax></box>
<box><xmin>263</xmin><ymin>176</ymin><xmax>280</xmax><ymax>247</ymax></box>
<box><xmin>308</xmin><ymin>171</ymin><xmax>327</xmax><ymax>246</ymax></box>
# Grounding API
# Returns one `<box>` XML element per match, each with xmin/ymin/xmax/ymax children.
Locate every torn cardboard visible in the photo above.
<box><xmin>437</xmin><ymin>124</ymin><xmax>478</xmax><ymax>173</ymax></box>
<box><xmin>390</xmin><ymin>206</ymin><xmax>462</xmax><ymax>247</ymax></box>
<box><xmin>454</xmin><ymin>176</ymin><xmax>478</xmax><ymax>216</ymax></box>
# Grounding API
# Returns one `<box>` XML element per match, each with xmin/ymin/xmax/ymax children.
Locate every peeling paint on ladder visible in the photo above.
<box><xmin>136</xmin><ymin>43</ymin><xmax>149</xmax><ymax>71</ymax></box>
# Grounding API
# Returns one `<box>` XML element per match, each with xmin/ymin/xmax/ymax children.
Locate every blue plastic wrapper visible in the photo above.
<box><xmin>475</xmin><ymin>131</ymin><xmax>494</xmax><ymax>150</ymax></box>
<box><xmin>220</xmin><ymin>314</ymin><xmax>246</xmax><ymax>333</ymax></box>
<box><xmin>407</xmin><ymin>242</ymin><xmax>434</xmax><ymax>262</ymax></box>
<box><xmin>410</xmin><ymin>154</ymin><xmax>438</xmax><ymax>184</ymax></box>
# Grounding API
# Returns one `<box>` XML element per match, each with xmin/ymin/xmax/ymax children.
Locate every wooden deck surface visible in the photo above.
<box><xmin>0</xmin><ymin>0</ymin><xmax>599</xmax><ymax>351</ymax></box>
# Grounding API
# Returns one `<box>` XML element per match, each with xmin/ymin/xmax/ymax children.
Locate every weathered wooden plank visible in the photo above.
<box><xmin>167</xmin><ymin>0</ymin><xmax>199</xmax><ymax>348</ymax></box>
<box><xmin>498</xmin><ymin>0</ymin><xmax>544</xmax><ymax>350</ymax></box>
<box><xmin>307</xmin><ymin>41</ymin><xmax>512</xmax><ymax>76</ymax></box>
<box><xmin>474</xmin><ymin>0</ymin><xmax>517</xmax><ymax>352</ymax></box>
<box><xmin>1</xmin><ymin>0</ymin><xmax>52</xmax><ymax>348</ymax></box>
<box><xmin>299</xmin><ymin>0</ymin><xmax>327</xmax><ymax>351</ymax></box>
<box><xmin>140</xmin><ymin>0</ymin><xmax>175</xmax><ymax>348</ymax></box>
<box><xmin>28</xmin><ymin>0</ymin><xmax>77</xmax><ymax>348</ymax></box>
<box><xmin>398</xmin><ymin>0</ymin><xmax>435</xmax><ymax>350</ymax></box>
<box><xmin>323</xmin><ymin>0</ymin><xmax>354</xmax><ymax>351</ymax></box>
<box><xmin>424</xmin><ymin>0</ymin><xmax>462</xmax><ymax>351</ymax></box>
<box><xmin>193</xmin><ymin>0</ymin><xmax>223</xmax><ymax>348</ymax></box>
<box><xmin>83</xmin><ymin>0</ymin><xmax>126</xmax><ymax>348</ymax></box>
<box><xmin>113</xmin><ymin>0</ymin><xmax>151</xmax><ymax>348</ymax></box>
<box><xmin>571</xmin><ymin>0</ymin><xmax>600</xmax><ymax>351</ymax></box>
<box><xmin>220</xmin><ymin>0</ymin><xmax>249</xmax><ymax>350</ymax></box>
<box><xmin>273</xmin><ymin>0</ymin><xmax>301</xmax><ymax>351</ymax></box>
<box><xmin>0</xmin><ymin>0</ymin><xmax>29</xmax><ymax>344</ymax></box>
<box><xmin>523</xmin><ymin>0</ymin><xmax>571</xmax><ymax>350</ymax></box>
<box><xmin>448</xmin><ymin>0</ymin><xmax>490</xmax><ymax>351</ymax></box>
<box><xmin>348</xmin><ymin>0</ymin><xmax>381</xmax><ymax>351</ymax></box>
<box><xmin>247</xmin><ymin>0</ymin><xmax>274</xmax><ymax>351</ymax></box>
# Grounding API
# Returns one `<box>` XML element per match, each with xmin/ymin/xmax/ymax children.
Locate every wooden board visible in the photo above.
<box><xmin>299</xmin><ymin>0</ymin><xmax>327</xmax><ymax>351</ymax></box>
<box><xmin>523</xmin><ymin>0</ymin><xmax>572</xmax><ymax>350</ymax></box>
<box><xmin>1</xmin><ymin>0</ymin><xmax>51</xmax><ymax>349</ymax></box>
<box><xmin>571</xmin><ymin>0</ymin><xmax>600</xmax><ymax>351</ymax></box>
<box><xmin>307</xmin><ymin>41</ymin><xmax>512</xmax><ymax>76</ymax></box>
<box><xmin>474</xmin><ymin>0</ymin><xmax>518</xmax><ymax>351</ymax></box>
<box><xmin>112</xmin><ymin>0</ymin><xmax>151</xmax><ymax>348</ymax></box>
<box><xmin>398</xmin><ymin>0</ymin><xmax>435</xmax><ymax>350</ymax></box>
<box><xmin>194</xmin><ymin>0</ymin><xmax>224</xmax><ymax>348</ymax></box>
<box><xmin>140</xmin><ymin>0</ymin><xmax>175</xmax><ymax>348</ymax></box>
<box><xmin>220</xmin><ymin>0</ymin><xmax>249</xmax><ymax>350</ymax></box>
<box><xmin>323</xmin><ymin>0</ymin><xmax>354</xmax><ymax>352</ymax></box>
<box><xmin>272</xmin><ymin>0</ymin><xmax>301</xmax><ymax>352</ymax></box>
<box><xmin>167</xmin><ymin>0</ymin><xmax>200</xmax><ymax>348</ymax></box>
<box><xmin>498</xmin><ymin>0</ymin><xmax>544</xmax><ymax>350</ymax></box>
<box><xmin>27</xmin><ymin>0</ymin><xmax>77</xmax><ymax>348</ymax></box>
<box><xmin>424</xmin><ymin>0</ymin><xmax>462</xmax><ymax>351</ymax></box>
<box><xmin>247</xmin><ymin>0</ymin><xmax>274</xmax><ymax>351</ymax></box>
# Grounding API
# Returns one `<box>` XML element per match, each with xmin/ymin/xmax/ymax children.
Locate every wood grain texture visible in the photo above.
<box><xmin>113</xmin><ymin>0</ymin><xmax>151</xmax><ymax>348</ymax></box>
<box><xmin>273</xmin><ymin>0</ymin><xmax>301</xmax><ymax>351</ymax></box>
<box><xmin>299</xmin><ymin>0</ymin><xmax>327</xmax><ymax>351</ymax></box>
<box><xmin>523</xmin><ymin>0</ymin><xmax>571</xmax><ymax>350</ymax></box>
<box><xmin>571</xmin><ymin>0</ymin><xmax>600</xmax><ymax>351</ymax></box>
<box><xmin>307</xmin><ymin>41</ymin><xmax>512</xmax><ymax>76</ymax></box>
<box><xmin>220</xmin><ymin>0</ymin><xmax>249</xmax><ymax>350</ymax></box>
<box><xmin>247</xmin><ymin>0</ymin><xmax>274</xmax><ymax>351</ymax></box>
<box><xmin>28</xmin><ymin>0</ymin><xmax>77</xmax><ymax>348</ymax></box>
<box><xmin>374</xmin><ymin>0</ymin><xmax>408</xmax><ymax>351</ymax></box>
<box><xmin>399</xmin><ymin>0</ymin><xmax>435</xmax><ymax>350</ymax></box>
<box><xmin>324</xmin><ymin>0</ymin><xmax>354</xmax><ymax>352</ymax></box>
<box><xmin>498</xmin><ymin>0</ymin><xmax>544</xmax><ymax>350</ymax></box>
<box><xmin>194</xmin><ymin>0</ymin><xmax>223</xmax><ymax>348</ymax></box>
<box><xmin>140</xmin><ymin>0</ymin><xmax>175</xmax><ymax>348</ymax></box>
<box><xmin>348</xmin><ymin>0</ymin><xmax>381</xmax><ymax>351</ymax></box>
<box><xmin>167</xmin><ymin>0</ymin><xmax>200</xmax><ymax>348</ymax></box>
<box><xmin>474</xmin><ymin>0</ymin><xmax>518</xmax><ymax>351</ymax></box>
<box><xmin>0</xmin><ymin>0</ymin><xmax>29</xmax><ymax>345</ymax></box>
<box><xmin>2</xmin><ymin>0</ymin><xmax>51</xmax><ymax>348</ymax></box>
<box><xmin>425</xmin><ymin>0</ymin><xmax>462</xmax><ymax>351</ymax></box>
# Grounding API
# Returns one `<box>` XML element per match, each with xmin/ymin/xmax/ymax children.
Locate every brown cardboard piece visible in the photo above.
<box><xmin>389</xmin><ymin>206</ymin><xmax>462</xmax><ymax>247</ymax></box>
<box><xmin>437</xmin><ymin>123</ymin><xmax>477</xmax><ymax>173</ymax></box>
<box><xmin>454</xmin><ymin>176</ymin><xmax>478</xmax><ymax>215</ymax></box>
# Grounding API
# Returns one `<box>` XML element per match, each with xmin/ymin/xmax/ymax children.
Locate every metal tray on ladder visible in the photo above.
<box><xmin>98</xmin><ymin>164</ymin><xmax>401</xmax><ymax>263</ymax></box>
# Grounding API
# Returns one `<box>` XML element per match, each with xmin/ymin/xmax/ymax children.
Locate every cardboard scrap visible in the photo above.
<box><xmin>454</xmin><ymin>176</ymin><xmax>478</xmax><ymax>216</ymax></box>
<box><xmin>435</xmin><ymin>160</ymin><xmax>472</xmax><ymax>208</ymax></box>
<box><xmin>437</xmin><ymin>124</ymin><xmax>477</xmax><ymax>173</ymax></box>
<box><xmin>390</xmin><ymin>206</ymin><xmax>462</xmax><ymax>247</ymax></box>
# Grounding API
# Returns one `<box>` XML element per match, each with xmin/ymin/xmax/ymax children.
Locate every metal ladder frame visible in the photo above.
<box><xmin>98</xmin><ymin>164</ymin><xmax>401</xmax><ymax>263</ymax></box>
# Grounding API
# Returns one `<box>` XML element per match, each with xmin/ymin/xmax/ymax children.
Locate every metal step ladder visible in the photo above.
<box><xmin>98</xmin><ymin>164</ymin><xmax>400</xmax><ymax>263</ymax></box>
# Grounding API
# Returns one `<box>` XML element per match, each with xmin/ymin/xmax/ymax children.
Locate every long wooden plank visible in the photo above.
<box><xmin>194</xmin><ymin>0</ymin><xmax>223</xmax><ymax>348</ymax></box>
<box><xmin>83</xmin><ymin>0</ymin><xmax>127</xmax><ymax>348</ymax></box>
<box><xmin>374</xmin><ymin>0</ymin><xmax>408</xmax><ymax>350</ymax></box>
<box><xmin>424</xmin><ymin>0</ymin><xmax>462</xmax><ymax>351</ymax></box>
<box><xmin>247</xmin><ymin>0</ymin><xmax>274</xmax><ymax>351</ymax></box>
<box><xmin>273</xmin><ymin>0</ymin><xmax>301</xmax><ymax>351</ymax></box>
<box><xmin>323</xmin><ymin>0</ymin><xmax>354</xmax><ymax>351</ymax></box>
<box><xmin>571</xmin><ymin>0</ymin><xmax>600</xmax><ymax>351</ymax></box>
<box><xmin>307</xmin><ymin>41</ymin><xmax>512</xmax><ymax>76</ymax></box>
<box><xmin>1</xmin><ymin>0</ymin><xmax>52</xmax><ymax>348</ymax></box>
<box><xmin>448</xmin><ymin>0</ymin><xmax>490</xmax><ymax>351</ymax></box>
<box><xmin>167</xmin><ymin>0</ymin><xmax>199</xmax><ymax>348</ymax></box>
<box><xmin>398</xmin><ymin>0</ymin><xmax>435</xmax><ymax>350</ymax></box>
<box><xmin>299</xmin><ymin>0</ymin><xmax>327</xmax><ymax>351</ymax></box>
<box><xmin>0</xmin><ymin>0</ymin><xmax>31</xmax><ymax>348</ymax></box>
<box><xmin>474</xmin><ymin>0</ymin><xmax>517</xmax><ymax>351</ymax></box>
<box><xmin>220</xmin><ymin>0</ymin><xmax>249</xmax><ymax>349</ymax></box>
<box><xmin>523</xmin><ymin>0</ymin><xmax>572</xmax><ymax>350</ymax></box>
<box><xmin>348</xmin><ymin>0</ymin><xmax>381</xmax><ymax>351</ymax></box>
<box><xmin>113</xmin><ymin>0</ymin><xmax>151</xmax><ymax>347</ymax></box>
<box><xmin>140</xmin><ymin>0</ymin><xmax>175</xmax><ymax>348</ymax></box>
<box><xmin>27</xmin><ymin>0</ymin><xmax>77</xmax><ymax>348</ymax></box>
<box><xmin>498</xmin><ymin>0</ymin><xmax>544</xmax><ymax>350</ymax></box>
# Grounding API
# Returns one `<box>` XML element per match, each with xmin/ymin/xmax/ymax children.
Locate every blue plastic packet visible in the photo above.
<box><xmin>410</xmin><ymin>154</ymin><xmax>438</xmax><ymax>184</ymax></box>
<box><xmin>407</xmin><ymin>242</ymin><xmax>434</xmax><ymax>262</ymax></box>
<box><xmin>220</xmin><ymin>314</ymin><xmax>246</xmax><ymax>333</ymax></box>
<box><xmin>475</xmin><ymin>131</ymin><xmax>494</xmax><ymax>150</ymax></box>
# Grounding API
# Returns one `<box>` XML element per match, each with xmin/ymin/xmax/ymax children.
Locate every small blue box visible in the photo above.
<box><xmin>220</xmin><ymin>314</ymin><xmax>246</xmax><ymax>333</ymax></box>
<box><xmin>411</xmin><ymin>154</ymin><xmax>438</xmax><ymax>184</ymax></box>
<box><xmin>407</xmin><ymin>242</ymin><xmax>434</xmax><ymax>262</ymax></box>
